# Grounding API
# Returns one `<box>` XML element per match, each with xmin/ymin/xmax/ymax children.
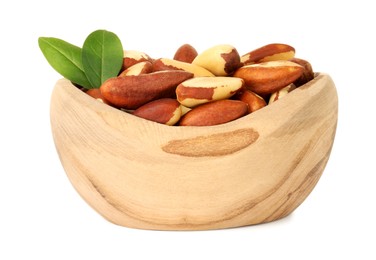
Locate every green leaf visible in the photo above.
<box><xmin>38</xmin><ymin>37</ymin><xmax>92</xmax><ymax>88</ymax></box>
<box><xmin>82</xmin><ymin>30</ymin><xmax>123</xmax><ymax>88</ymax></box>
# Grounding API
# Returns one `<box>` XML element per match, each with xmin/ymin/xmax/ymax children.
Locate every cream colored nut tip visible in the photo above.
<box><xmin>176</xmin><ymin>76</ymin><xmax>244</xmax><ymax>107</ymax></box>
<box><xmin>192</xmin><ymin>44</ymin><xmax>241</xmax><ymax>76</ymax></box>
<box><xmin>153</xmin><ymin>58</ymin><xmax>214</xmax><ymax>77</ymax></box>
<box><xmin>269</xmin><ymin>83</ymin><xmax>296</xmax><ymax>104</ymax></box>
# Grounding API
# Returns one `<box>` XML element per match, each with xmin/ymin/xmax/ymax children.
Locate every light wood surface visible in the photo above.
<box><xmin>50</xmin><ymin>73</ymin><xmax>338</xmax><ymax>230</ymax></box>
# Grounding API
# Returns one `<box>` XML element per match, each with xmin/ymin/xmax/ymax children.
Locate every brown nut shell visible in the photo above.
<box><xmin>153</xmin><ymin>58</ymin><xmax>214</xmax><ymax>77</ymax></box>
<box><xmin>173</xmin><ymin>44</ymin><xmax>198</xmax><ymax>63</ymax></box>
<box><xmin>289</xmin><ymin>57</ymin><xmax>314</xmax><ymax>86</ymax></box>
<box><xmin>133</xmin><ymin>98</ymin><xmax>181</xmax><ymax>125</ymax></box>
<box><xmin>176</xmin><ymin>77</ymin><xmax>244</xmax><ymax>107</ymax></box>
<box><xmin>235</xmin><ymin>89</ymin><xmax>267</xmax><ymax>113</ymax></box>
<box><xmin>100</xmin><ymin>71</ymin><xmax>193</xmax><ymax>109</ymax></box>
<box><xmin>119</xmin><ymin>61</ymin><xmax>153</xmax><ymax>77</ymax></box>
<box><xmin>85</xmin><ymin>88</ymin><xmax>111</xmax><ymax>105</ymax></box>
<box><xmin>179</xmin><ymin>99</ymin><xmax>248</xmax><ymax>126</ymax></box>
<box><xmin>233</xmin><ymin>60</ymin><xmax>303</xmax><ymax>95</ymax></box>
<box><xmin>241</xmin><ymin>43</ymin><xmax>295</xmax><ymax>65</ymax></box>
<box><xmin>122</xmin><ymin>50</ymin><xmax>152</xmax><ymax>70</ymax></box>
<box><xmin>192</xmin><ymin>44</ymin><xmax>241</xmax><ymax>76</ymax></box>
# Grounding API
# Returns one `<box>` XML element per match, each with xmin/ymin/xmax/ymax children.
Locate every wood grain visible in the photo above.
<box><xmin>50</xmin><ymin>73</ymin><xmax>338</xmax><ymax>230</ymax></box>
<box><xmin>162</xmin><ymin>128</ymin><xmax>259</xmax><ymax>156</ymax></box>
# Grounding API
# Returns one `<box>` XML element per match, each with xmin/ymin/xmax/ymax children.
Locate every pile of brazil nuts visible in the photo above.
<box><xmin>85</xmin><ymin>43</ymin><xmax>314</xmax><ymax>126</ymax></box>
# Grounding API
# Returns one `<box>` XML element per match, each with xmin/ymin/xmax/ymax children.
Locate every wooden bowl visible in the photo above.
<box><xmin>50</xmin><ymin>73</ymin><xmax>338</xmax><ymax>230</ymax></box>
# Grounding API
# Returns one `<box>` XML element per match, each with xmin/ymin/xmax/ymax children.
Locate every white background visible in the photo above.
<box><xmin>1</xmin><ymin>0</ymin><xmax>375</xmax><ymax>259</ymax></box>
